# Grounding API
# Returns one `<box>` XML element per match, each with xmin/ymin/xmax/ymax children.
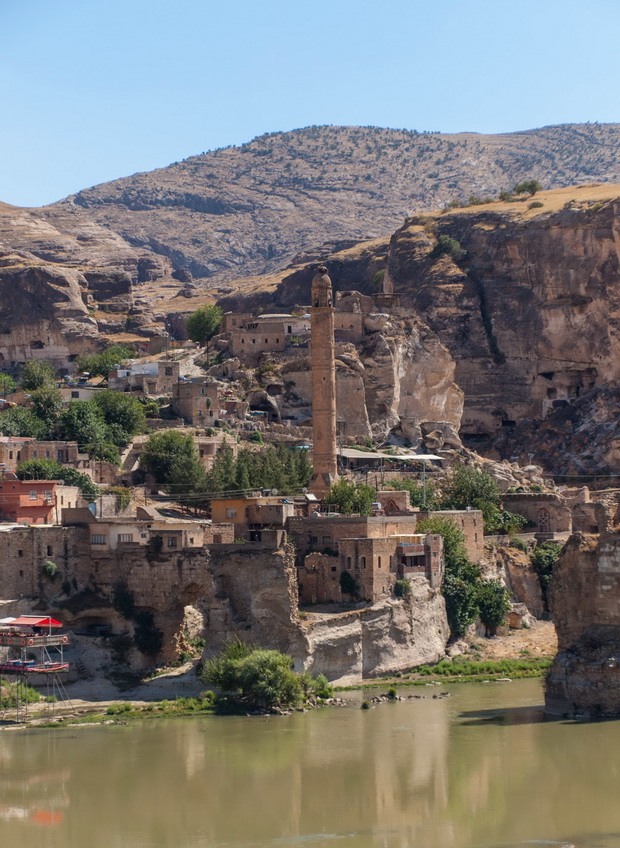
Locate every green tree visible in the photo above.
<box><xmin>0</xmin><ymin>373</ymin><xmax>16</xmax><ymax>395</ymax></box>
<box><xmin>16</xmin><ymin>459</ymin><xmax>99</xmax><ymax>500</ymax></box>
<box><xmin>324</xmin><ymin>479</ymin><xmax>376</xmax><ymax>516</ymax></box>
<box><xmin>140</xmin><ymin>431</ymin><xmax>206</xmax><ymax>496</ymax></box>
<box><xmin>21</xmin><ymin>360</ymin><xmax>56</xmax><ymax>390</ymax></box>
<box><xmin>418</xmin><ymin>516</ymin><xmax>482</xmax><ymax>637</ymax></box>
<box><xmin>92</xmin><ymin>390</ymin><xmax>146</xmax><ymax>440</ymax></box>
<box><xmin>476</xmin><ymin>579</ymin><xmax>511</xmax><ymax>635</ymax></box>
<box><xmin>531</xmin><ymin>542</ymin><xmax>561</xmax><ymax>609</ymax></box>
<box><xmin>0</xmin><ymin>407</ymin><xmax>47</xmax><ymax>438</ymax></box>
<box><xmin>513</xmin><ymin>179</ymin><xmax>542</xmax><ymax>196</ymax></box>
<box><xmin>30</xmin><ymin>387</ymin><xmax>63</xmax><ymax>432</ymax></box>
<box><xmin>386</xmin><ymin>477</ymin><xmax>438</xmax><ymax>509</ymax></box>
<box><xmin>430</xmin><ymin>235</ymin><xmax>466</xmax><ymax>262</ymax></box>
<box><xmin>57</xmin><ymin>401</ymin><xmax>107</xmax><ymax>449</ymax></box>
<box><xmin>186</xmin><ymin>305</ymin><xmax>223</xmax><ymax>357</ymax></box>
<box><xmin>440</xmin><ymin>464</ymin><xmax>501</xmax><ymax>528</ymax></box>
<box><xmin>76</xmin><ymin>345</ymin><xmax>134</xmax><ymax>379</ymax></box>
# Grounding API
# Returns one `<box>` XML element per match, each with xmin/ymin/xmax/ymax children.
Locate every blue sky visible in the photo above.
<box><xmin>1</xmin><ymin>0</ymin><xmax>619</xmax><ymax>206</ymax></box>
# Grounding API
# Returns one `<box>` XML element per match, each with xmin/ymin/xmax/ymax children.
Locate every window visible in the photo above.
<box><xmin>189</xmin><ymin>537</ymin><xmax>194</xmax><ymax>545</ymax></box>
<box><xmin>19</xmin><ymin>570</ymin><xmax>23</xmax><ymax>578</ymax></box>
<box><xmin>17</xmin><ymin>550</ymin><xmax>23</xmax><ymax>558</ymax></box>
<box><xmin>118</xmin><ymin>534</ymin><xmax>133</xmax><ymax>543</ymax></box>
<box><xmin>91</xmin><ymin>535</ymin><xmax>106</xmax><ymax>545</ymax></box>
<box><xmin>322</xmin><ymin>536</ymin><xmax>331</xmax><ymax>545</ymax></box>
<box><xmin>226</xmin><ymin>508</ymin><xmax>237</xmax><ymax>518</ymax></box>
<box><xmin>378</xmin><ymin>556</ymin><xmax>382</xmax><ymax>569</ymax></box>
<box><xmin>360</xmin><ymin>556</ymin><xmax>366</xmax><ymax>569</ymax></box>
<box><xmin>165</xmin><ymin>367</ymin><xmax>172</xmax><ymax>376</ymax></box>
<box><xmin>213</xmin><ymin>534</ymin><xmax>222</xmax><ymax>544</ymax></box>
<box><xmin>346</xmin><ymin>557</ymin><xmax>351</xmax><ymax>568</ymax></box>
<box><xmin>29</xmin><ymin>490</ymin><xmax>38</xmax><ymax>500</ymax></box>
<box><xmin>44</xmin><ymin>491</ymin><xmax>53</xmax><ymax>502</ymax></box>
<box><xmin>8</xmin><ymin>451</ymin><xmax>12</xmax><ymax>460</ymax></box>
<box><xmin>167</xmin><ymin>537</ymin><xmax>177</xmax><ymax>548</ymax></box>
<box><xmin>32</xmin><ymin>451</ymin><xmax>38</xmax><ymax>459</ymax></box>
<box><xmin>71</xmin><ymin>390</ymin><xmax>79</xmax><ymax>399</ymax></box>
<box><xmin>60</xmin><ymin>496</ymin><xmax>64</xmax><ymax>506</ymax></box>
<box><xmin>46</xmin><ymin>545</ymin><xmax>52</xmax><ymax>556</ymax></box>
<box><xmin>200</xmin><ymin>388</ymin><xmax>205</xmax><ymax>395</ymax></box>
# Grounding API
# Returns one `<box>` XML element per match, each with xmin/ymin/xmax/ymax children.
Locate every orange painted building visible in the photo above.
<box><xmin>0</xmin><ymin>479</ymin><xmax>57</xmax><ymax>525</ymax></box>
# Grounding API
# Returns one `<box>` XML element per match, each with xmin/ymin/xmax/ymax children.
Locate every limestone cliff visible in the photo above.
<box><xmin>293</xmin><ymin>577</ymin><xmax>449</xmax><ymax>685</ymax></box>
<box><xmin>546</xmin><ymin>514</ymin><xmax>620</xmax><ymax>716</ymax></box>
<box><xmin>4</xmin><ymin>527</ymin><xmax>448</xmax><ymax>682</ymax></box>
<box><xmin>279</xmin><ymin>312</ymin><xmax>463</xmax><ymax>447</ymax></box>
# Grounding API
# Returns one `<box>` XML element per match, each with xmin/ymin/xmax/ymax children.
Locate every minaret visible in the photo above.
<box><xmin>309</xmin><ymin>265</ymin><xmax>339</xmax><ymax>497</ymax></box>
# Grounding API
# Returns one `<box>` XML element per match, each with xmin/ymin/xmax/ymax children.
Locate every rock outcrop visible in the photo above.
<box><xmin>294</xmin><ymin>577</ymin><xmax>449</xmax><ymax>685</ymax></box>
<box><xmin>279</xmin><ymin>312</ymin><xmax>463</xmax><ymax>446</ymax></box>
<box><xmin>546</xmin><ymin>517</ymin><xmax>620</xmax><ymax>716</ymax></box>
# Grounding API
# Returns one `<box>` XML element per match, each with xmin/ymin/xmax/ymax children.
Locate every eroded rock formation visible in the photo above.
<box><xmin>546</xmin><ymin>505</ymin><xmax>620</xmax><ymax>716</ymax></box>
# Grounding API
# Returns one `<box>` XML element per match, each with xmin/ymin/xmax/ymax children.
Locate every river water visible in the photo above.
<box><xmin>0</xmin><ymin>679</ymin><xmax>619</xmax><ymax>848</ymax></box>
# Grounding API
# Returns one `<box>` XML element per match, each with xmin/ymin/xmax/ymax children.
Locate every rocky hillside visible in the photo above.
<box><xmin>40</xmin><ymin>123</ymin><xmax>620</xmax><ymax>283</ymax></box>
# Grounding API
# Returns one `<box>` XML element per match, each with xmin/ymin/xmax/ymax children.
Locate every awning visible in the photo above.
<box><xmin>338</xmin><ymin>448</ymin><xmax>441</xmax><ymax>461</ymax></box>
<box><xmin>0</xmin><ymin>616</ymin><xmax>63</xmax><ymax>628</ymax></box>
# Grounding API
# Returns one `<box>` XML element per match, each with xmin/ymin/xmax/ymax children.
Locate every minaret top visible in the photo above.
<box><xmin>311</xmin><ymin>265</ymin><xmax>333</xmax><ymax>308</ymax></box>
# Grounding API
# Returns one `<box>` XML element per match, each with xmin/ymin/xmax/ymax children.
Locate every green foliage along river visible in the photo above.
<box><xmin>1</xmin><ymin>679</ymin><xmax>620</xmax><ymax>847</ymax></box>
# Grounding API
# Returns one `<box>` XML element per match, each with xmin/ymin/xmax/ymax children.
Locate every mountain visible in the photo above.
<box><xmin>37</xmin><ymin>122</ymin><xmax>620</xmax><ymax>285</ymax></box>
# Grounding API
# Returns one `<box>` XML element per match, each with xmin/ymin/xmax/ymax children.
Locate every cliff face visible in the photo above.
<box><xmin>546</xmin><ymin>516</ymin><xmax>620</xmax><ymax>716</ymax></box>
<box><xmin>293</xmin><ymin>577</ymin><xmax>449</xmax><ymax>685</ymax></box>
<box><xmin>279</xmin><ymin>312</ymin><xmax>463</xmax><ymax>447</ymax></box>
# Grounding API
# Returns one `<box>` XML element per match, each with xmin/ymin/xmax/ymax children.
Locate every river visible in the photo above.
<box><xmin>0</xmin><ymin>679</ymin><xmax>618</xmax><ymax>848</ymax></box>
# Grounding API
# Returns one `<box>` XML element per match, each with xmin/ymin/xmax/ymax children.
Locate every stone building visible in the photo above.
<box><xmin>173</xmin><ymin>377</ymin><xmax>221</xmax><ymax>426</ymax></box>
<box><xmin>227</xmin><ymin>313</ymin><xmax>310</xmax><ymax>362</ymax></box>
<box><xmin>298</xmin><ymin>532</ymin><xmax>444</xmax><ymax>605</ymax></box>
<box><xmin>502</xmin><ymin>492</ymin><xmax>572</xmax><ymax>539</ymax></box>
<box><xmin>108</xmin><ymin>360</ymin><xmax>180</xmax><ymax>396</ymax></box>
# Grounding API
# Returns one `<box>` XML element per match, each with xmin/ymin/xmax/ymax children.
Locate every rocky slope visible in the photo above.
<box><xmin>36</xmin><ymin>123</ymin><xmax>620</xmax><ymax>284</ymax></box>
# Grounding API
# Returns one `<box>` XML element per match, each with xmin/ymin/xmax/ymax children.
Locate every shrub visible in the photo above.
<box><xmin>476</xmin><ymin>579</ymin><xmax>511</xmax><ymax>635</ymax></box>
<box><xmin>430</xmin><ymin>235</ymin><xmax>466</xmax><ymax>262</ymax></box>
<box><xmin>361</xmin><ymin>700</ymin><xmax>371</xmax><ymax>710</ymax></box>
<box><xmin>41</xmin><ymin>560</ymin><xmax>58</xmax><ymax>579</ymax></box>
<box><xmin>510</xmin><ymin>537</ymin><xmax>528</xmax><ymax>552</ymax></box>
<box><xmin>531</xmin><ymin>542</ymin><xmax>561</xmax><ymax>608</ymax></box>
<box><xmin>107</xmin><ymin>486</ymin><xmax>132</xmax><ymax>513</ymax></box>
<box><xmin>387</xmin><ymin>687</ymin><xmax>398</xmax><ymax>700</ymax></box>
<box><xmin>339</xmin><ymin>570</ymin><xmax>358</xmax><ymax>597</ymax></box>
<box><xmin>514</xmin><ymin>179</ymin><xmax>542</xmax><ymax>196</ymax></box>
<box><xmin>529</xmin><ymin>201</ymin><xmax>544</xmax><ymax>209</ymax></box>
<box><xmin>248</xmin><ymin>431</ymin><xmax>264</xmax><ymax>444</ymax></box>
<box><xmin>372</xmin><ymin>269</ymin><xmax>385</xmax><ymax>290</ymax></box>
<box><xmin>498</xmin><ymin>190</ymin><xmax>514</xmax><ymax>202</ymax></box>
<box><xmin>202</xmin><ymin>640</ymin><xmax>302</xmax><ymax>710</ymax></box>
<box><xmin>394</xmin><ymin>578</ymin><xmax>411</xmax><ymax>599</ymax></box>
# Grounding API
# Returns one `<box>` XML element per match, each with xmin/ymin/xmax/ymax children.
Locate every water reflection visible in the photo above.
<box><xmin>0</xmin><ymin>681</ymin><xmax>619</xmax><ymax>847</ymax></box>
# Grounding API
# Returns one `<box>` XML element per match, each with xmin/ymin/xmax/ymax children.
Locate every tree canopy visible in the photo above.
<box><xmin>323</xmin><ymin>479</ymin><xmax>376</xmax><ymax>516</ymax></box>
<box><xmin>186</xmin><ymin>305</ymin><xmax>223</xmax><ymax>346</ymax></box>
<box><xmin>20</xmin><ymin>360</ymin><xmax>56</xmax><ymax>391</ymax></box>
<box><xmin>513</xmin><ymin>179</ymin><xmax>542</xmax><ymax>196</ymax></box>
<box><xmin>140</xmin><ymin>430</ymin><xmax>206</xmax><ymax>496</ymax></box>
<box><xmin>16</xmin><ymin>459</ymin><xmax>100</xmax><ymax>501</ymax></box>
<box><xmin>75</xmin><ymin>345</ymin><xmax>134</xmax><ymax>379</ymax></box>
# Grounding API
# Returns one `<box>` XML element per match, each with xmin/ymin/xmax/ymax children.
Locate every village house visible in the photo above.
<box><xmin>298</xmin><ymin>531</ymin><xmax>444</xmax><ymax>604</ymax></box>
<box><xmin>108</xmin><ymin>359</ymin><xmax>181</xmax><ymax>396</ymax></box>
<box><xmin>172</xmin><ymin>377</ymin><xmax>221</xmax><ymax>426</ymax></box>
<box><xmin>0</xmin><ymin>477</ymin><xmax>81</xmax><ymax>525</ymax></box>
<box><xmin>62</xmin><ymin>503</ymin><xmax>235</xmax><ymax>552</ymax></box>
<box><xmin>228</xmin><ymin>313</ymin><xmax>311</xmax><ymax>362</ymax></box>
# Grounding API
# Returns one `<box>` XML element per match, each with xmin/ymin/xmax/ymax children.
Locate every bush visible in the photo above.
<box><xmin>339</xmin><ymin>570</ymin><xmax>358</xmax><ymax>597</ymax></box>
<box><xmin>41</xmin><ymin>560</ymin><xmax>58</xmax><ymax>579</ymax></box>
<box><xmin>430</xmin><ymin>235</ymin><xmax>466</xmax><ymax>262</ymax></box>
<box><xmin>529</xmin><ymin>201</ymin><xmax>544</xmax><ymax>209</ymax></box>
<box><xmin>394</xmin><ymin>578</ymin><xmax>411</xmax><ymax>599</ymax></box>
<box><xmin>361</xmin><ymin>700</ymin><xmax>371</xmax><ymax>710</ymax></box>
<box><xmin>201</xmin><ymin>639</ymin><xmax>303</xmax><ymax>710</ymax></box>
<box><xmin>531</xmin><ymin>542</ymin><xmax>561</xmax><ymax>608</ymax></box>
<box><xmin>498</xmin><ymin>190</ymin><xmax>514</xmax><ymax>202</ymax></box>
<box><xmin>510</xmin><ymin>537</ymin><xmax>528</xmax><ymax>552</ymax></box>
<box><xmin>324</xmin><ymin>479</ymin><xmax>375</xmax><ymax>516</ymax></box>
<box><xmin>20</xmin><ymin>360</ymin><xmax>56</xmax><ymax>390</ymax></box>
